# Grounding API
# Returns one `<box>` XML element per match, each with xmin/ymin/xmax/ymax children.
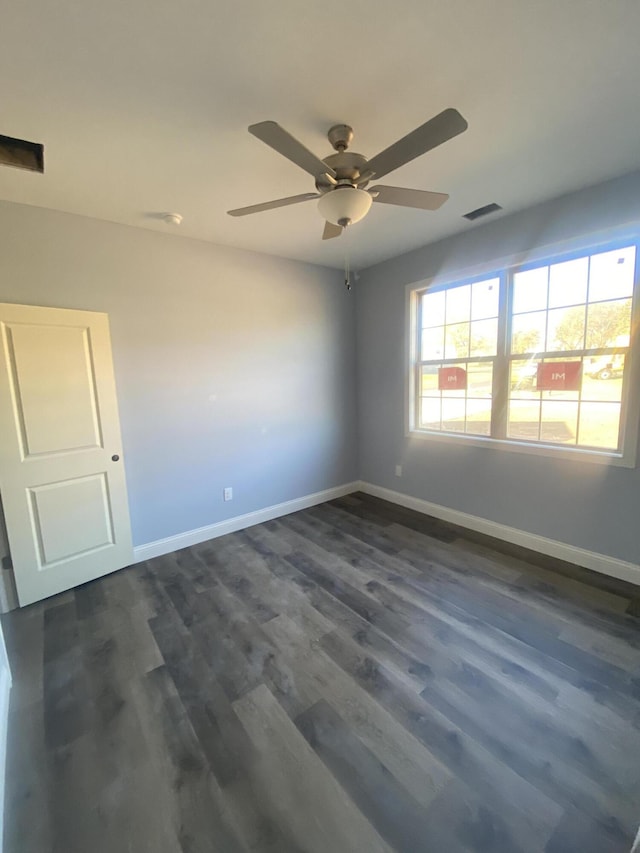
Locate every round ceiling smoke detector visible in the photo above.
<box><xmin>163</xmin><ymin>212</ymin><xmax>183</xmax><ymax>226</ymax></box>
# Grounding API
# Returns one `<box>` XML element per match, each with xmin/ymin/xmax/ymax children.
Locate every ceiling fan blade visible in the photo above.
<box><xmin>364</xmin><ymin>108</ymin><xmax>468</xmax><ymax>180</ymax></box>
<box><xmin>249</xmin><ymin>121</ymin><xmax>337</xmax><ymax>179</ymax></box>
<box><xmin>322</xmin><ymin>221</ymin><xmax>343</xmax><ymax>240</ymax></box>
<box><xmin>227</xmin><ymin>193</ymin><xmax>319</xmax><ymax>217</ymax></box>
<box><xmin>371</xmin><ymin>185</ymin><xmax>449</xmax><ymax>210</ymax></box>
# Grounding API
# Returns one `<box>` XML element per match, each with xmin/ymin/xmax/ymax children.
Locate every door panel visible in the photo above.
<box><xmin>29</xmin><ymin>473</ymin><xmax>114</xmax><ymax>566</ymax></box>
<box><xmin>5</xmin><ymin>323</ymin><xmax>102</xmax><ymax>456</ymax></box>
<box><xmin>0</xmin><ymin>303</ymin><xmax>133</xmax><ymax>606</ymax></box>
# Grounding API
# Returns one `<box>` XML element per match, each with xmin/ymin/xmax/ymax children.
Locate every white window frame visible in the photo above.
<box><xmin>406</xmin><ymin>237</ymin><xmax>640</xmax><ymax>468</ymax></box>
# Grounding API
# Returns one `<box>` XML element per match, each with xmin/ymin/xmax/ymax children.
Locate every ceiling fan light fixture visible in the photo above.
<box><xmin>230</xmin><ymin>111</ymin><xmax>468</xmax><ymax>239</ymax></box>
<box><xmin>317</xmin><ymin>186</ymin><xmax>372</xmax><ymax>227</ymax></box>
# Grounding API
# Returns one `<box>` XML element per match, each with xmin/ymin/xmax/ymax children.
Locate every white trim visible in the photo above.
<box><xmin>0</xmin><ymin>625</ymin><xmax>12</xmax><ymax>853</ymax></box>
<box><xmin>111</xmin><ymin>473</ymin><xmax>640</xmax><ymax>848</ymax></box>
<box><xmin>404</xmin><ymin>277</ymin><xmax>417</xmax><ymax>438</ymax></box>
<box><xmin>133</xmin><ymin>482</ymin><xmax>360</xmax><ymax>562</ymax></box>
<box><xmin>132</xmin><ymin>477</ymin><xmax>640</xmax><ymax>586</ymax></box>
<box><xmin>405</xmin><ymin>237</ymin><xmax>640</xmax><ymax>470</ymax></box>
<box><xmin>406</xmin><ymin>429</ymin><xmax>635</xmax><ymax>468</ymax></box>
<box><xmin>358</xmin><ymin>480</ymin><xmax>640</xmax><ymax>586</ymax></box>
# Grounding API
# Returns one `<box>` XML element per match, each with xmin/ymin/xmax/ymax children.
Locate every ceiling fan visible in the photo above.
<box><xmin>227</xmin><ymin>108</ymin><xmax>468</xmax><ymax>240</ymax></box>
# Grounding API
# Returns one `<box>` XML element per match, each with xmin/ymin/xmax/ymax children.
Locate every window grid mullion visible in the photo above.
<box><xmin>491</xmin><ymin>271</ymin><xmax>510</xmax><ymax>438</ymax></box>
<box><xmin>616</xmin><ymin>244</ymin><xmax>640</xmax><ymax>452</ymax></box>
<box><xmin>411</xmin><ymin>240</ymin><xmax>635</xmax><ymax>459</ymax></box>
<box><xmin>576</xmin><ymin>256</ymin><xmax>592</xmax><ymax>444</ymax></box>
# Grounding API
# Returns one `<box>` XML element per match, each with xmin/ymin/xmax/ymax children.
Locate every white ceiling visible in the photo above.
<box><xmin>1</xmin><ymin>0</ymin><xmax>640</xmax><ymax>270</ymax></box>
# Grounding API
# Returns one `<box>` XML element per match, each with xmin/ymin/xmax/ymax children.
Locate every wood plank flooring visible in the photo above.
<box><xmin>3</xmin><ymin>492</ymin><xmax>640</xmax><ymax>852</ymax></box>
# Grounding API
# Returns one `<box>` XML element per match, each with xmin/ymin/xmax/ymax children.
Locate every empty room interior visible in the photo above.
<box><xmin>1</xmin><ymin>2</ymin><xmax>640</xmax><ymax>851</ymax></box>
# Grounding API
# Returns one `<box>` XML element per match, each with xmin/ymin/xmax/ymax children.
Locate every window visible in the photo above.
<box><xmin>410</xmin><ymin>242</ymin><xmax>639</xmax><ymax>463</ymax></box>
<box><xmin>418</xmin><ymin>277</ymin><xmax>499</xmax><ymax>437</ymax></box>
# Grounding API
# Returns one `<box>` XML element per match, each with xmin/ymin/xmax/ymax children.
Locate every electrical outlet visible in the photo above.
<box><xmin>395</xmin><ymin>465</ymin><xmax>402</xmax><ymax>477</ymax></box>
<box><xmin>223</xmin><ymin>487</ymin><xmax>233</xmax><ymax>501</ymax></box>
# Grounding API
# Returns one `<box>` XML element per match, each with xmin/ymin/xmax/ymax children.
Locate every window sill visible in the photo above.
<box><xmin>406</xmin><ymin>428</ymin><xmax>636</xmax><ymax>468</ymax></box>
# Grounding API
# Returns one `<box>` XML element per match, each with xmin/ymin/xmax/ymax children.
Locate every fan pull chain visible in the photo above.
<box><xmin>344</xmin><ymin>227</ymin><xmax>351</xmax><ymax>291</ymax></box>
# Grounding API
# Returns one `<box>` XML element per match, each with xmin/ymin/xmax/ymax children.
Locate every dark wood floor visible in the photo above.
<box><xmin>4</xmin><ymin>492</ymin><xmax>640</xmax><ymax>852</ymax></box>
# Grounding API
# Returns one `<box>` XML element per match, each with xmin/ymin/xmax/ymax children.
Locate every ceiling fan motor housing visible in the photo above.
<box><xmin>316</xmin><ymin>152</ymin><xmax>370</xmax><ymax>192</ymax></box>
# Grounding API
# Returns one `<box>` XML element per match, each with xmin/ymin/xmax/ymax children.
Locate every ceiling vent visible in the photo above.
<box><xmin>0</xmin><ymin>134</ymin><xmax>44</xmax><ymax>173</ymax></box>
<box><xmin>463</xmin><ymin>202</ymin><xmax>502</xmax><ymax>221</ymax></box>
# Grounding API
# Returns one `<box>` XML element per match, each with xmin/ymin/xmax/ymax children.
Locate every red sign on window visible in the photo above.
<box><xmin>536</xmin><ymin>361</ymin><xmax>581</xmax><ymax>391</ymax></box>
<box><xmin>438</xmin><ymin>366</ymin><xmax>467</xmax><ymax>390</ymax></box>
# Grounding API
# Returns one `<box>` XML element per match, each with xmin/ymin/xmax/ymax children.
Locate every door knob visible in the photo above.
<box><xmin>111</xmin><ymin>454</ymin><xmax>120</xmax><ymax>462</ymax></box>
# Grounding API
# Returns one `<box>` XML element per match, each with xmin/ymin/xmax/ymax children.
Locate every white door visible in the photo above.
<box><xmin>0</xmin><ymin>303</ymin><xmax>133</xmax><ymax>606</ymax></box>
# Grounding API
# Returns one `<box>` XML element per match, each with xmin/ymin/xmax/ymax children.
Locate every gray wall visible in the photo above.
<box><xmin>357</xmin><ymin>170</ymin><xmax>640</xmax><ymax>564</ymax></box>
<box><xmin>0</xmin><ymin>201</ymin><xmax>357</xmax><ymax>548</ymax></box>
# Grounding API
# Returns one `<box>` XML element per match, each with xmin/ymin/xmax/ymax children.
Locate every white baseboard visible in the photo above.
<box><xmin>133</xmin><ymin>481</ymin><xmax>360</xmax><ymax>563</ymax></box>
<box><xmin>358</xmin><ymin>481</ymin><xmax>640</xmax><ymax>587</ymax></box>
<box><xmin>132</xmin><ymin>476</ymin><xmax>640</xmax><ymax>586</ymax></box>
